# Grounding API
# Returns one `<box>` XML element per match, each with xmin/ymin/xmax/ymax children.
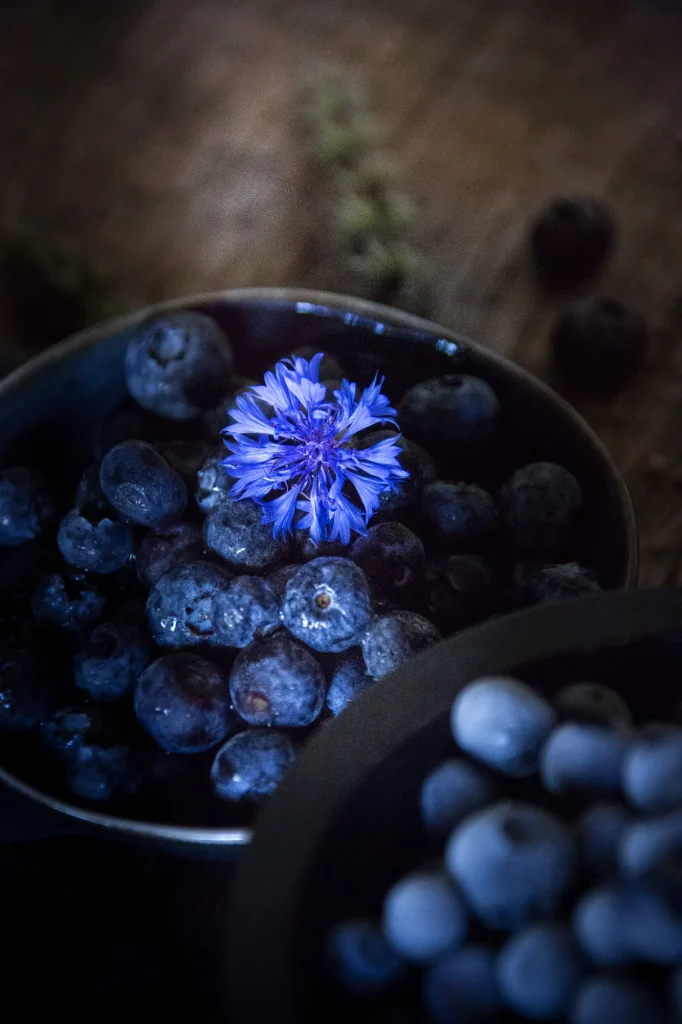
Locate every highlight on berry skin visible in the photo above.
<box><xmin>221</xmin><ymin>352</ymin><xmax>408</xmax><ymax>545</ymax></box>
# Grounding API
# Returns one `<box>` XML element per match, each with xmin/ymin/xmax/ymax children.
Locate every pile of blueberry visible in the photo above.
<box><xmin>0</xmin><ymin>308</ymin><xmax>599</xmax><ymax>818</ymax></box>
<box><xmin>328</xmin><ymin>676</ymin><xmax>682</xmax><ymax>1022</ymax></box>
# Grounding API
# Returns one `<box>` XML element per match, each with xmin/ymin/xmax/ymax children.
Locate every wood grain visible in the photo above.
<box><xmin>1</xmin><ymin>0</ymin><xmax>682</xmax><ymax>584</ymax></box>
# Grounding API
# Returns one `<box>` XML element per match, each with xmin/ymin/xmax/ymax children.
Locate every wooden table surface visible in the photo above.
<box><xmin>0</xmin><ymin>2</ymin><xmax>682</xmax><ymax>1018</ymax></box>
<box><xmin>1</xmin><ymin>0</ymin><xmax>682</xmax><ymax>584</ymax></box>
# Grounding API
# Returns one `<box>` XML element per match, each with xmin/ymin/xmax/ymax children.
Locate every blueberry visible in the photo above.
<box><xmin>267</xmin><ymin>563</ymin><xmax>302</xmax><ymax>598</ymax></box>
<box><xmin>552</xmin><ymin>297</ymin><xmax>647</xmax><ymax>395</ymax></box>
<box><xmin>31</xmin><ymin>571</ymin><xmax>107</xmax><ymax>636</ymax></box>
<box><xmin>68</xmin><ymin>743</ymin><xmax>142</xmax><ymax>802</ymax></box>
<box><xmin>362</xmin><ymin>611</ymin><xmax>440</xmax><ymax>679</ymax></box>
<box><xmin>0</xmin><ymin>466</ymin><xmax>53</xmax><ymax>546</ymax></box>
<box><xmin>57</xmin><ymin>506</ymin><xmax>134</xmax><ymax>575</ymax></box>
<box><xmin>620</xmin><ymin>809</ymin><xmax>682</xmax><ymax>878</ymax></box>
<box><xmin>283</xmin><ymin>557</ymin><xmax>373</xmax><ymax>654</ymax></box>
<box><xmin>229</xmin><ymin>633</ymin><xmax>326</xmax><ymax>727</ymax></box>
<box><xmin>135</xmin><ymin>522</ymin><xmax>204</xmax><ymax>587</ymax></box>
<box><xmin>100</xmin><ymin>440</ymin><xmax>187</xmax><ymax>528</ymax></box>
<box><xmin>41</xmin><ymin>703</ymin><xmax>110</xmax><ymax>762</ymax></box>
<box><xmin>382</xmin><ymin>870</ymin><xmax>468</xmax><ymax>962</ymax></box>
<box><xmin>326</xmin><ymin>919</ymin><xmax>405</xmax><ymax>997</ymax></box>
<box><xmin>76</xmin><ymin>462</ymin><xmax>108</xmax><ymax>510</ymax></box>
<box><xmin>451</xmin><ymin>676</ymin><xmax>556</xmax><ymax>777</ymax></box>
<box><xmin>422</xmin><ymin>482</ymin><xmax>498</xmax><ymax>549</ymax></box>
<box><xmin>619</xmin><ymin>880</ymin><xmax>682</xmax><ymax>964</ymax></box>
<box><xmin>296</xmin><ymin>534</ymin><xmax>349</xmax><ymax>562</ymax></box>
<box><xmin>210</xmin><ymin>728</ymin><xmax>296</xmax><ymax>801</ymax></box>
<box><xmin>498</xmin><ymin>461</ymin><xmax>582</xmax><ymax>553</ymax></box>
<box><xmin>213</xmin><ymin>576</ymin><xmax>281</xmax><ymax>648</ymax></box>
<box><xmin>421</xmin><ymin>555</ymin><xmax>497</xmax><ymax>635</ymax></box>
<box><xmin>575</xmin><ymin>803</ymin><xmax>631</xmax><ymax>877</ymax></box>
<box><xmin>572</xmin><ymin>884</ymin><xmax>632</xmax><ymax>967</ymax></box>
<box><xmin>398</xmin><ymin>376</ymin><xmax>500</xmax><ymax>450</ymax></box>
<box><xmin>125</xmin><ymin>310</ymin><xmax>234</xmax><ymax>420</ymax></box>
<box><xmin>527</xmin><ymin>562</ymin><xmax>601</xmax><ymax>603</ymax></box>
<box><xmin>200</xmin><ymin>377</ymin><xmax>258</xmax><ymax>441</ymax></box>
<box><xmin>146</xmin><ymin>560</ymin><xmax>232</xmax><ymax>648</ymax></box>
<box><xmin>623</xmin><ymin>724</ymin><xmax>682</xmax><ymax>814</ymax></box>
<box><xmin>135</xmin><ymin>652</ymin><xmax>234</xmax><ymax>753</ymax></box>
<box><xmin>540</xmin><ymin>722</ymin><xmax>629</xmax><ymax>797</ymax></box>
<box><xmin>0</xmin><ymin>646</ymin><xmax>51</xmax><ymax>732</ymax></box>
<box><xmin>419</xmin><ymin>758</ymin><xmax>497</xmax><ymax>841</ymax></box>
<box><xmin>154</xmin><ymin>439</ymin><xmax>211</xmax><ymax>488</ymax></box>
<box><xmin>350</xmin><ymin>522</ymin><xmax>425</xmax><ymax>605</ymax></box>
<box><xmin>446</xmin><ymin>800</ymin><xmax>575</xmax><ymax>931</ymax></box>
<box><xmin>75</xmin><ymin>621</ymin><xmax>151</xmax><ymax>701</ymax></box>
<box><xmin>554</xmin><ymin>683</ymin><xmax>632</xmax><ymax>729</ymax></box>
<box><xmin>358</xmin><ymin>429</ymin><xmax>437</xmax><ymax>516</ymax></box>
<box><xmin>422</xmin><ymin>944</ymin><xmax>503</xmax><ymax>1023</ymax></box>
<box><xmin>530</xmin><ymin>196</ymin><xmax>615</xmax><ymax>289</ymax></box>
<box><xmin>195</xmin><ymin>451</ymin><xmax>234</xmax><ymax>514</ymax></box>
<box><xmin>497</xmin><ymin>923</ymin><xmax>584</xmax><ymax>1020</ymax></box>
<box><xmin>570</xmin><ymin>977</ymin><xmax>664</xmax><ymax>1024</ymax></box>
<box><xmin>204</xmin><ymin>497</ymin><xmax>288</xmax><ymax>572</ymax></box>
<box><xmin>326</xmin><ymin>650</ymin><xmax>375</xmax><ymax>715</ymax></box>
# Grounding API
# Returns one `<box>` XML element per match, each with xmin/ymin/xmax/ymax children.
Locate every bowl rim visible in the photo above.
<box><xmin>0</xmin><ymin>287</ymin><xmax>638</xmax><ymax>846</ymax></box>
<box><xmin>225</xmin><ymin>585</ymin><xmax>682</xmax><ymax>1022</ymax></box>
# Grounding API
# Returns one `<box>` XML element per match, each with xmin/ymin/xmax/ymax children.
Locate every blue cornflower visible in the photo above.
<box><xmin>221</xmin><ymin>353</ymin><xmax>409</xmax><ymax>545</ymax></box>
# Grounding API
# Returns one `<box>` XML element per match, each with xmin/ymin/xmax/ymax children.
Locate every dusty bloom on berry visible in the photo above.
<box><xmin>221</xmin><ymin>353</ymin><xmax>408</xmax><ymax>544</ymax></box>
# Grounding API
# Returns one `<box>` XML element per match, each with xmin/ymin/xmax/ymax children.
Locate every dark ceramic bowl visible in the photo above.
<box><xmin>0</xmin><ymin>288</ymin><xmax>636</xmax><ymax>850</ymax></box>
<box><xmin>226</xmin><ymin>586</ymin><xmax>682</xmax><ymax>1023</ymax></box>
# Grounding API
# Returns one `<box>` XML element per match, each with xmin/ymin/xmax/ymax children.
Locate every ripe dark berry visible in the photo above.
<box><xmin>422</xmin><ymin>481</ymin><xmax>498</xmax><ymax>549</ymax></box>
<box><xmin>451</xmin><ymin>675</ymin><xmax>556</xmax><ymax>777</ymax></box>
<box><xmin>575</xmin><ymin>802</ymin><xmax>631</xmax><ymax>878</ymax></box>
<box><xmin>0</xmin><ymin>646</ymin><xmax>51</xmax><ymax>732</ymax></box>
<box><xmin>68</xmin><ymin>743</ymin><xmax>142</xmax><ymax>802</ymax></box>
<box><xmin>76</xmin><ymin>462</ymin><xmax>108</xmax><ymax>510</ymax></box>
<box><xmin>204</xmin><ymin>497</ymin><xmax>288</xmax><ymax>572</ymax></box>
<box><xmin>555</xmin><ymin>682</ymin><xmax>632</xmax><ymax>729</ymax></box>
<box><xmin>623</xmin><ymin>723</ymin><xmax>682</xmax><ymax>814</ymax></box>
<box><xmin>398</xmin><ymin>375</ymin><xmax>500</xmax><ymax>451</ymax></box>
<box><xmin>422</xmin><ymin>944</ymin><xmax>503</xmax><ymax>1024</ymax></box>
<box><xmin>530</xmin><ymin>195</ymin><xmax>615</xmax><ymax>289</ymax></box>
<box><xmin>570</xmin><ymin>976</ymin><xmax>664</xmax><ymax>1024</ymax></box>
<box><xmin>540</xmin><ymin>721</ymin><xmax>629</xmax><ymax>797</ymax></box>
<box><xmin>351</xmin><ymin>521</ymin><xmax>425</xmax><ymax>605</ymax></box>
<box><xmin>421</xmin><ymin>554</ymin><xmax>497</xmax><ymax>635</ymax></box>
<box><xmin>620</xmin><ymin>810</ymin><xmax>682</xmax><ymax>879</ymax></box>
<box><xmin>57</xmin><ymin>506</ymin><xmax>134</xmax><ymax>574</ymax></box>
<box><xmin>327</xmin><ymin>919</ymin><xmax>405</xmax><ymax>997</ymax></box>
<box><xmin>125</xmin><ymin>310</ymin><xmax>234</xmax><ymax>420</ymax></box>
<box><xmin>146</xmin><ymin>560</ymin><xmax>232</xmax><ymax>649</ymax></box>
<box><xmin>32</xmin><ymin>571</ymin><xmax>107</xmax><ymax>636</ymax></box>
<box><xmin>283</xmin><ymin>557</ymin><xmax>373</xmax><ymax>654</ymax></box>
<box><xmin>213</xmin><ymin>575</ymin><xmax>281</xmax><ymax>648</ymax></box>
<box><xmin>620</xmin><ymin>880</ymin><xmax>682</xmax><ymax>964</ymax></box>
<box><xmin>75</xmin><ymin>621</ymin><xmax>151</xmax><ymax>701</ymax></box>
<box><xmin>358</xmin><ymin>429</ymin><xmax>437</xmax><ymax>517</ymax></box>
<box><xmin>572</xmin><ymin>883</ymin><xmax>632</xmax><ymax>967</ymax></box>
<box><xmin>210</xmin><ymin>728</ymin><xmax>296</xmax><ymax>802</ymax></box>
<box><xmin>135</xmin><ymin>652</ymin><xmax>234</xmax><ymax>753</ymax></box>
<box><xmin>99</xmin><ymin>440</ymin><xmax>187</xmax><ymax>529</ymax></box>
<box><xmin>267</xmin><ymin>563</ymin><xmax>301</xmax><ymax>598</ymax></box>
<box><xmin>527</xmin><ymin>561</ymin><xmax>601</xmax><ymax>604</ymax></box>
<box><xmin>497</xmin><ymin>923</ymin><xmax>584</xmax><ymax>1020</ymax></box>
<box><xmin>446</xmin><ymin>800</ymin><xmax>575</xmax><ymax>931</ymax></box>
<box><xmin>41</xmin><ymin>703</ymin><xmax>110</xmax><ymax>762</ymax></box>
<box><xmin>382</xmin><ymin>870</ymin><xmax>468</xmax><ymax>962</ymax></box>
<box><xmin>229</xmin><ymin>633</ymin><xmax>326</xmax><ymax>727</ymax></box>
<box><xmin>135</xmin><ymin>522</ymin><xmax>204</xmax><ymax>587</ymax></box>
<box><xmin>326</xmin><ymin>650</ymin><xmax>375</xmax><ymax>716</ymax></box>
<box><xmin>154</xmin><ymin>439</ymin><xmax>211</xmax><ymax>488</ymax></box>
<box><xmin>419</xmin><ymin>758</ymin><xmax>496</xmax><ymax>841</ymax></box>
<box><xmin>361</xmin><ymin>611</ymin><xmax>440</xmax><ymax>679</ymax></box>
<box><xmin>296</xmin><ymin>534</ymin><xmax>349</xmax><ymax>562</ymax></box>
<box><xmin>498</xmin><ymin>461</ymin><xmax>582</xmax><ymax>553</ymax></box>
<box><xmin>0</xmin><ymin>466</ymin><xmax>53</xmax><ymax>547</ymax></box>
<box><xmin>552</xmin><ymin>296</ymin><xmax>647</xmax><ymax>395</ymax></box>
<box><xmin>195</xmin><ymin>451</ymin><xmax>234</xmax><ymax>514</ymax></box>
